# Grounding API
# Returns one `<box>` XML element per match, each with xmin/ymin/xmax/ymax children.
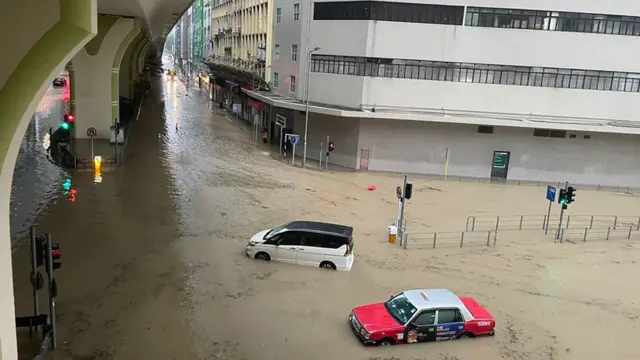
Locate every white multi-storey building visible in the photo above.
<box><xmin>246</xmin><ymin>0</ymin><xmax>640</xmax><ymax>187</ymax></box>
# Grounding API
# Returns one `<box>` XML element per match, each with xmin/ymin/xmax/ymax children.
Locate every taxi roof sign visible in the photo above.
<box><xmin>420</xmin><ymin>291</ymin><xmax>429</xmax><ymax>301</ymax></box>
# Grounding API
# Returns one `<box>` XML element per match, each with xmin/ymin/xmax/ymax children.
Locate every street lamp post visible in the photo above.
<box><xmin>302</xmin><ymin>46</ymin><xmax>321</xmax><ymax>168</ymax></box>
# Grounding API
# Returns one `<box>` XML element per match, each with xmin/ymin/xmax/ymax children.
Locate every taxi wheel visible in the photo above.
<box><xmin>255</xmin><ymin>252</ymin><xmax>270</xmax><ymax>261</ymax></box>
<box><xmin>459</xmin><ymin>332</ymin><xmax>474</xmax><ymax>339</ymax></box>
<box><xmin>379</xmin><ymin>338</ymin><xmax>394</xmax><ymax>346</ymax></box>
<box><xmin>319</xmin><ymin>261</ymin><xmax>336</xmax><ymax>270</ymax></box>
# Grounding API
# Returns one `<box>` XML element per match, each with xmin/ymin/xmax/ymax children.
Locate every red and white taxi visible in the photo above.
<box><xmin>349</xmin><ymin>289</ymin><xmax>495</xmax><ymax>346</ymax></box>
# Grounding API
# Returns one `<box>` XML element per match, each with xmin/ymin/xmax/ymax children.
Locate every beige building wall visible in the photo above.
<box><xmin>212</xmin><ymin>0</ymin><xmax>272</xmax><ymax>81</ymax></box>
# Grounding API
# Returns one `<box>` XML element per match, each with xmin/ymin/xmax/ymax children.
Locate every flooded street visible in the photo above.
<box><xmin>11</xmin><ymin>76</ymin><xmax>640</xmax><ymax>360</ymax></box>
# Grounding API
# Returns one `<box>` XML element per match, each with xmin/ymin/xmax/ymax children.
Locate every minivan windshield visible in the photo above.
<box><xmin>384</xmin><ymin>293</ymin><xmax>418</xmax><ymax>324</ymax></box>
<box><xmin>264</xmin><ymin>222</ymin><xmax>290</xmax><ymax>239</ymax></box>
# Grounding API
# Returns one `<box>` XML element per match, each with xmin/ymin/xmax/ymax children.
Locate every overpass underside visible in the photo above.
<box><xmin>0</xmin><ymin>1</ymin><xmax>156</xmax><ymax>358</ymax></box>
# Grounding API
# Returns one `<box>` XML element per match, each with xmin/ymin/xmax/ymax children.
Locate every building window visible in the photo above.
<box><xmin>465</xmin><ymin>7</ymin><xmax>640</xmax><ymax>36</ymax></box>
<box><xmin>309</xmin><ymin>54</ymin><xmax>640</xmax><ymax>93</ymax></box>
<box><xmin>477</xmin><ymin>125</ymin><xmax>494</xmax><ymax>134</ymax></box>
<box><xmin>533</xmin><ymin>129</ymin><xmax>566</xmax><ymax>138</ymax></box>
<box><xmin>313</xmin><ymin>1</ymin><xmax>464</xmax><ymax>25</ymax></box>
<box><xmin>276</xmin><ymin>8</ymin><xmax>282</xmax><ymax>24</ymax></box>
<box><xmin>275</xmin><ymin>44</ymin><xmax>280</xmax><ymax>60</ymax></box>
<box><xmin>290</xmin><ymin>75</ymin><xmax>296</xmax><ymax>92</ymax></box>
<box><xmin>273</xmin><ymin>73</ymin><xmax>280</xmax><ymax>87</ymax></box>
<box><xmin>291</xmin><ymin>44</ymin><xmax>298</xmax><ymax>61</ymax></box>
<box><xmin>293</xmin><ymin>3</ymin><xmax>300</xmax><ymax>21</ymax></box>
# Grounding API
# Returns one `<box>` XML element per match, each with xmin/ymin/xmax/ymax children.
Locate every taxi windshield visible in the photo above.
<box><xmin>385</xmin><ymin>293</ymin><xmax>418</xmax><ymax>324</ymax></box>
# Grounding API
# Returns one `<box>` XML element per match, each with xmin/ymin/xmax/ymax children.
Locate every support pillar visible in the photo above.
<box><xmin>111</xmin><ymin>21</ymin><xmax>141</xmax><ymax>125</ymax></box>
<box><xmin>70</xmin><ymin>15</ymin><xmax>138</xmax><ymax>140</ymax></box>
<box><xmin>0</xmin><ymin>1</ymin><xmax>97</xmax><ymax>358</ymax></box>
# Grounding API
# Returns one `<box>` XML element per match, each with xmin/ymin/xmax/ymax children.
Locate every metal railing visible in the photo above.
<box><xmin>465</xmin><ymin>214</ymin><xmax>640</xmax><ymax>232</ymax></box>
<box><xmin>376</xmin><ymin>171</ymin><xmax>640</xmax><ymax>194</ymax></box>
<box><xmin>559</xmin><ymin>226</ymin><xmax>636</xmax><ymax>243</ymax></box>
<box><xmin>402</xmin><ymin>230</ymin><xmax>497</xmax><ymax>249</ymax></box>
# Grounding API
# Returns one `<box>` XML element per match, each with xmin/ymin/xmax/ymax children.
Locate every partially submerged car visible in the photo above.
<box><xmin>349</xmin><ymin>289</ymin><xmax>495</xmax><ymax>346</ymax></box>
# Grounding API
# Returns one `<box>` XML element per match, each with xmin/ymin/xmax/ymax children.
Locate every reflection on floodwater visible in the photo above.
<box><xmin>10</xmin><ymin>88</ymin><xmax>68</xmax><ymax>246</ymax></box>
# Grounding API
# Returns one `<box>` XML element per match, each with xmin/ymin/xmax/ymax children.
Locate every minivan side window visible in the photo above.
<box><xmin>300</xmin><ymin>233</ymin><xmax>325</xmax><ymax>247</ymax></box>
<box><xmin>279</xmin><ymin>231</ymin><xmax>301</xmax><ymax>246</ymax></box>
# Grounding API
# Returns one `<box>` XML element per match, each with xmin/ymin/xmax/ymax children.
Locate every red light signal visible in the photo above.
<box><xmin>64</xmin><ymin>114</ymin><xmax>75</xmax><ymax>123</ymax></box>
<box><xmin>328</xmin><ymin>141</ymin><xmax>335</xmax><ymax>152</ymax></box>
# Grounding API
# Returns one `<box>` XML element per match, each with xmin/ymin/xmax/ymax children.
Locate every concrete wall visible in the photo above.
<box><xmin>292</xmin><ymin>112</ymin><xmax>360</xmax><ymax>168</ymax></box>
<box><xmin>357</xmin><ymin>118</ymin><xmax>640</xmax><ymax>187</ymax></box>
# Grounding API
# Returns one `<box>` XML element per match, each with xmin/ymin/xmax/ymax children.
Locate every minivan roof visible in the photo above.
<box><xmin>287</xmin><ymin>221</ymin><xmax>353</xmax><ymax>238</ymax></box>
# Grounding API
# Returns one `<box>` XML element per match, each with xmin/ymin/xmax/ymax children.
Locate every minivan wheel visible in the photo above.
<box><xmin>255</xmin><ymin>252</ymin><xmax>271</xmax><ymax>261</ymax></box>
<box><xmin>319</xmin><ymin>261</ymin><xmax>336</xmax><ymax>270</ymax></box>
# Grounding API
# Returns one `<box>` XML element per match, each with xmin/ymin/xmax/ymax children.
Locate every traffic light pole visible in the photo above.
<box><xmin>556</xmin><ymin>181</ymin><xmax>569</xmax><ymax>241</ymax></box>
<box><xmin>29</xmin><ymin>227</ymin><xmax>39</xmax><ymax>335</ymax></box>
<box><xmin>398</xmin><ymin>174</ymin><xmax>408</xmax><ymax>246</ymax></box>
<box><xmin>45</xmin><ymin>233</ymin><xmax>57</xmax><ymax>349</ymax></box>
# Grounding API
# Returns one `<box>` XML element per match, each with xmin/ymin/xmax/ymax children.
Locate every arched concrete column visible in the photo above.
<box><xmin>120</xmin><ymin>32</ymin><xmax>144</xmax><ymax>100</ymax></box>
<box><xmin>131</xmin><ymin>37</ymin><xmax>149</xmax><ymax>85</ymax></box>
<box><xmin>70</xmin><ymin>15</ymin><xmax>136</xmax><ymax>140</ymax></box>
<box><xmin>0</xmin><ymin>1</ymin><xmax>97</xmax><ymax>358</ymax></box>
<box><xmin>111</xmin><ymin>20</ymin><xmax>141</xmax><ymax>120</ymax></box>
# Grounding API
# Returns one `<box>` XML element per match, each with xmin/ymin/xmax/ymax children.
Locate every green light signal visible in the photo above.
<box><xmin>60</xmin><ymin>122</ymin><xmax>70</xmax><ymax>130</ymax></box>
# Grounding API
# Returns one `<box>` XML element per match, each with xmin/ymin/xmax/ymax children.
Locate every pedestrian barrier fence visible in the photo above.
<box><xmin>559</xmin><ymin>226</ymin><xmax>636</xmax><ymax>243</ymax></box>
<box><xmin>465</xmin><ymin>214</ymin><xmax>640</xmax><ymax>232</ymax></box>
<box><xmin>401</xmin><ymin>230</ymin><xmax>497</xmax><ymax>249</ymax></box>
<box><xmin>379</xmin><ymin>171</ymin><xmax>639</xmax><ymax>195</ymax></box>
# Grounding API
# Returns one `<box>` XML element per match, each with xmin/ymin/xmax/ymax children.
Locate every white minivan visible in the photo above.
<box><xmin>245</xmin><ymin>221</ymin><xmax>354</xmax><ymax>271</ymax></box>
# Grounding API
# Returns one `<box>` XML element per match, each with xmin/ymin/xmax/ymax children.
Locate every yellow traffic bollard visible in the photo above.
<box><xmin>388</xmin><ymin>225</ymin><xmax>398</xmax><ymax>244</ymax></box>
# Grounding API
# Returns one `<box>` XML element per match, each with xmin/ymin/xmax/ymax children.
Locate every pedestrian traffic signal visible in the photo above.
<box><xmin>566</xmin><ymin>186</ymin><xmax>576</xmax><ymax>204</ymax></box>
<box><xmin>60</xmin><ymin>114</ymin><xmax>74</xmax><ymax>130</ymax></box>
<box><xmin>328</xmin><ymin>141</ymin><xmax>335</xmax><ymax>152</ymax></box>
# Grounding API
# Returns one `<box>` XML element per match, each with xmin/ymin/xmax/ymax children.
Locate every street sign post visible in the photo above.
<box><xmin>287</xmin><ymin>134</ymin><xmax>300</xmax><ymax>166</ymax></box>
<box><xmin>545</xmin><ymin>185</ymin><xmax>556</xmax><ymax>234</ymax></box>
<box><xmin>86</xmin><ymin>127</ymin><xmax>97</xmax><ymax>160</ymax></box>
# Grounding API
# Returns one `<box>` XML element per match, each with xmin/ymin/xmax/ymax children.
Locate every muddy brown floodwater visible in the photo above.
<box><xmin>12</xmin><ymin>77</ymin><xmax>640</xmax><ymax>360</ymax></box>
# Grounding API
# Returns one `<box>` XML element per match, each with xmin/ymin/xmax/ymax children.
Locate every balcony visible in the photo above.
<box><xmin>232</xmin><ymin>26</ymin><xmax>242</xmax><ymax>36</ymax></box>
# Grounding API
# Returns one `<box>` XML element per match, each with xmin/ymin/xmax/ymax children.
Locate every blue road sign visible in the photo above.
<box><xmin>546</xmin><ymin>185</ymin><xmax>556</xmax><ymax>202</ymax></box>
<box><xmin>288</xmin><ymin>134</ymin><xmax>300</xmax><ymax>145</ymax></box>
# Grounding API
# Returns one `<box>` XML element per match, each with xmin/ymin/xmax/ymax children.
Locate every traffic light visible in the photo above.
<box><xmin>404</xmin><ymin>183</ymin><xmax>413</xmax><ymax>200</ymax></box>
<box><xmin>328</xmin><ymin>141</ymin><xmax>335</xmax><ymax>152</ymax></box>
<box><xmin>35</xmin><ymin>236</ymin><xmax>46</xmax><ymax>267</ymax></box>
<box><xmin>48</xmin><ymin>243</ymin><xmax>62</xmax><ymax>272</ymax></box>
<box><xmin>566</xmin><ymin>186</ymin><xmax>576</xmax><ymax>204</ymax></box>
<box><xmin>558</xmin><ymin>188</ymin><xmax>567</xmax><ymax>205</ymax></box>
<box><xmin>60</xmin><ymin>114</ymin><xmax>75</xmax><ymax>130</ymax></box>
<box><xmin>62</xmin><ymin>178</ymin><xmax>71</xmax><ymax>195</ymax></box>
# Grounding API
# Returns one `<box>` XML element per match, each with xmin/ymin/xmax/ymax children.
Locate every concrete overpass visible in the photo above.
<box><xmin>0</xmin><ymin>0</ymin><xmax>191</xmax><ymax>358</ymax></box>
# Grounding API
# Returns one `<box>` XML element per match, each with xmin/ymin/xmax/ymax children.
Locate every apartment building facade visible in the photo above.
<box><xmin>245</xmin><ymin>0</ymin><xmax>640</xmax><ymax>187</ymax></box>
